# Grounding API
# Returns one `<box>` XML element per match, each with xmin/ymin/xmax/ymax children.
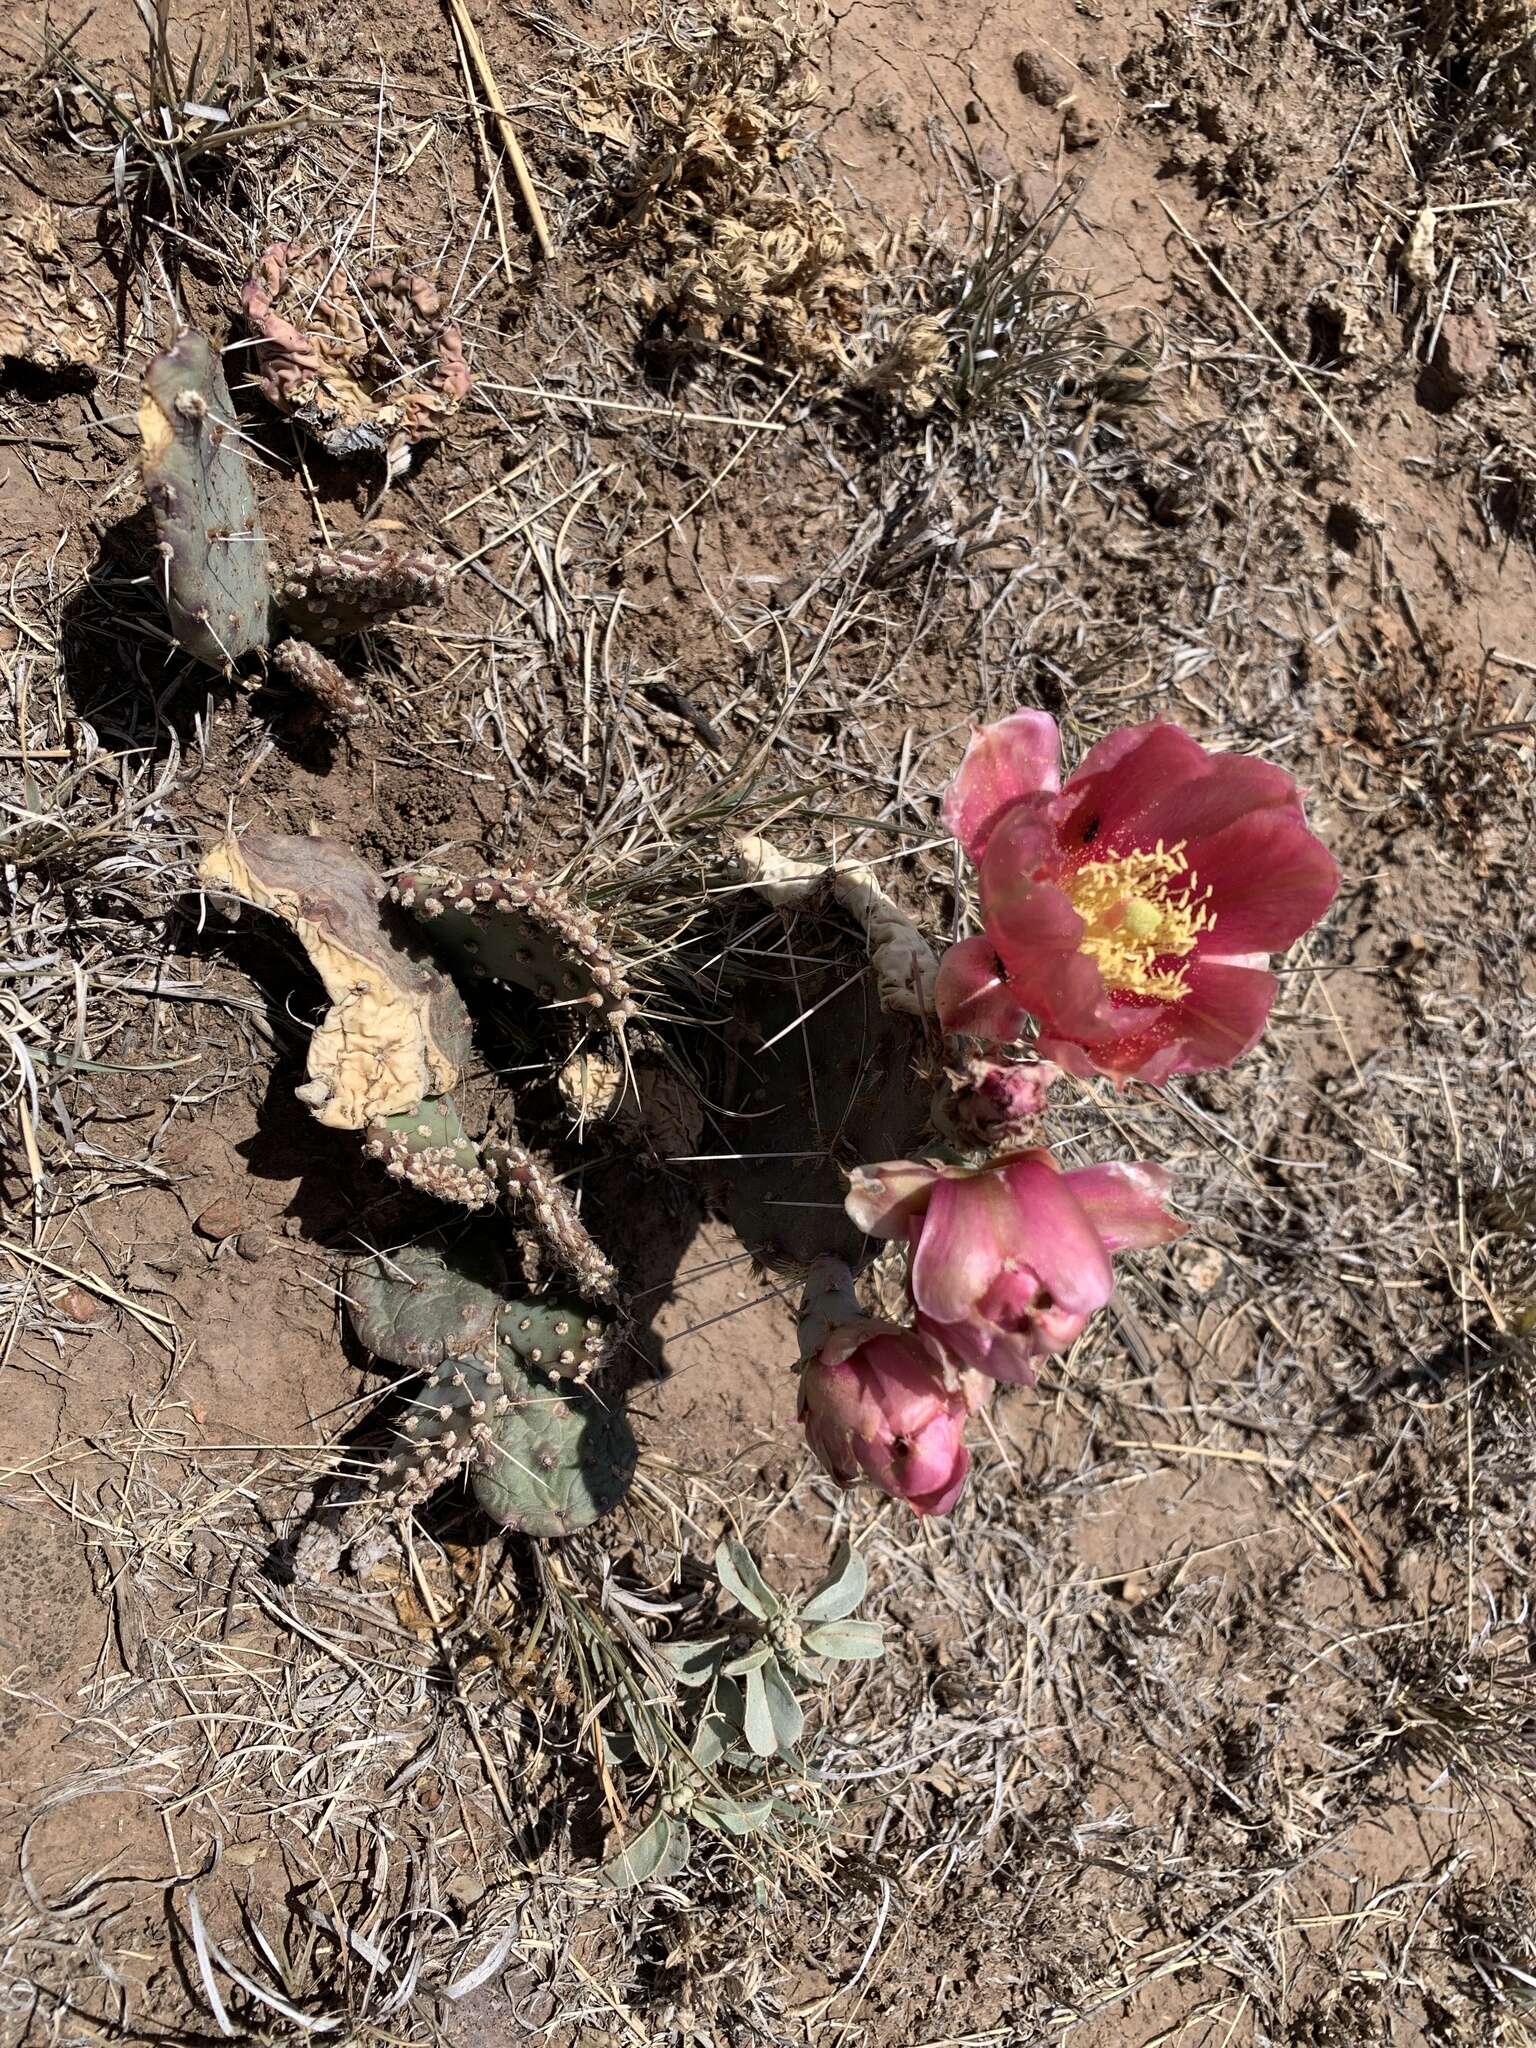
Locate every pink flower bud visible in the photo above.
<box><xmin>799</xmin><ymin>1322</ymin><xmax>972</xmax><ymax>1517</ymax></box>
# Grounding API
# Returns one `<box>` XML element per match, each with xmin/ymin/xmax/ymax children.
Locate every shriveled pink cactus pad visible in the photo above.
<box><xmin>240</xmin><ymin>243</ymin><xmax>472</xmax><ymax>470</ymax></box>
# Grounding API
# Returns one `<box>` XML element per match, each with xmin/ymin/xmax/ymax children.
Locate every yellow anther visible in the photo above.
<box><xmin>1065</xmin><ymin>842</ymin><xmax>1215</xmax><ymax>999</ymax></box>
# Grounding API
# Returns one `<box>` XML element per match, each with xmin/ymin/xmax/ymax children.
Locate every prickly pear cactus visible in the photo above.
<box><xmin>363</xmin><ymin>1096</ymin><xmax>496</xmax><ymax>1209</ymax></box>
<box><xmin>270</xmin><ymin>636</ymin><xmax>369</xmax><ymax>728</ymax></box>
<box><xmin>712</xmin><ymin>913</ymin><xmax>931</xmax><ymax>1277</ymax></box>
<box><xmin>470</xmin><ymin>1368</ymin><xmax>635</xmax><ymax>1537</ymax></box>
<box><xmin>197</xmin><ymin>830</ymin><xmax>470</xmax><ymax>1130</ymax></box>
<box><xmin>140</xmin><ymin>330</ymin><xmax>273</xmax><ymax>667</ymax></box>
<box><xmin>241</xmin><ymin>243</ymin><xmax>472</xmax><ymax>472</ymax></box>
<box><xmin>484</xmin><ymin>1133</ymin><xmax>618</xmax><ymax>1298</ymax></box>
<box><xmin>343</xmin><ymin>1239</ymin><xmax>503</xmax><ymax>1369</ymax></box>
<box><xmin>392</xmin><ymin>869</ymin><xmax>635</xmax><ymax>1029</ymax></box>
<box><xmin>318</xmin><ymin>1243</ymin><xmax>633</xmax><ymax>1550</ymax></box>
<box><xmin>274</xmin><ymin>528</ymin><xmax>451</xmax><ymax>642</ymax></box>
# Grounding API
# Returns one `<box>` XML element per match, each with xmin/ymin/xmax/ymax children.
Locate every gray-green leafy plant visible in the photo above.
<box><xmin>600</xmin><ymin>1538</ymin><xmax>884</xmax><ymax>1889</ymax></box>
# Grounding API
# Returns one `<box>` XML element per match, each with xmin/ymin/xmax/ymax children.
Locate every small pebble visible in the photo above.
<box><xmin>55</xmin><ymin>1285</ymin><xmax>105</xmax><ymax>1324</ymax></box>
<box><xmin>194</xmin><ymin>1200</ymin><xmax>242</xmax><ymax>1242</ymax></box>
<box><xmin>236</xmin><ymin>1229</ymin><xmax>271</xmax><ymax>1263</ymax></box>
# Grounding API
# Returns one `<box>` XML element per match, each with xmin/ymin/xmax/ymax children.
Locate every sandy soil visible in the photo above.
<box><xmin>1</xmin><ymin>0</ymin><xmax>1535</xmax><ymax>2040</ymax></box>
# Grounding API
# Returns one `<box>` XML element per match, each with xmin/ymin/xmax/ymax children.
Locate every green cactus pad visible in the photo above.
<box><xmin>391</xmin><ymin>869</ymin><xmax>635</xmax><ymax>1029</ymax></box>
<box><xmin>471</xmin><ymin>1371</ymin><xmax>636</xmax><ymax>1538</ymax></box>
<box><xmin>712</xmin><ymin>927</ymin><xmax>930</xmax><ymax>1277</ymax></box>
<box><xmin>344</xmin><ymin>1240</ymin><xmax>503</xmax><ymax>1369</ymax></box>
<box><xmin>363</xmin><ymin>1096</ymin><xmax>496</xmax><ymax>1210</ymax></box>
<box><xmin>139</xmin><ymin>329</ymin><xmax>273</xmax><ymax>668</ymax></box>
<box><xmin>483</xmin><ymin>1134</ymin><xmax>618</xmax><ymax>1299</ymax></box>
<box><xmin>274</xmin><ymin>529</ymin><xmax>450</xmax><ymax>642</ymax></box>
<box><xmin>498</xmin><ymin>1295</ymin><xmax>610</xmax><ymax>1380</ymax></box>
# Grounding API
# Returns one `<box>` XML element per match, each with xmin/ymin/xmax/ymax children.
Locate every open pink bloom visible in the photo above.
<box><xmin>799</xmin><ymin>1322</ymin><xmax>972</xmax><ymax>1516</ymax></box>
<box><xmin>935</xmin><ymin>712</ymin><xmax>1340</xmax><ymax>1082</ymax></box>
<box><xmin>846</xmin><ymin>1149</ymin><xmax>1184</xmax><ymax>1383</ymax></box>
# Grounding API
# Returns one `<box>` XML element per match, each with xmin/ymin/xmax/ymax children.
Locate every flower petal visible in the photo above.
<box><xmin>909</xmin><ymin>1171</ymin><xmax>1020</xmax><ymax>1326</ymax></box>
<box><xmin>917</xmin><ymin>1310</ymin><xmax>1046</xmax><ymax>1385</ymax></box>
<box><xmin>977</xmin><ymin>806</ymin><xmax>1079</xmax><ymax>954</ymax></box>
<box><xmin>1062</xmin><ymin>1162</ymin><xmax>1185</xmax><ymax>1251</ymax></box>
<box><xmin>1188</xmin><ymin>808</ymin><xmax>1340</xmax><ymax>955</ymax></box>
<box><xmin>909</xmin><ymin>1443</ymin><xmax>971</xmax><ymax>1517</ymax></box>
<box><xmin>943</xmin><ymin>710</ymin><xmax>1061</xmax><ymax>861</ymax></box>
<box><xmin>1056</xmin><ymin>723</ymin><xmax>1212</xmax><ymax>851</ymax></box>
<box><xmin>1165</xmin><ymin>956</ymin><xmax>1278</xmax><ymax>1073</ymax></box>
<box><xmin>997</xmin><ymin>1155</ymin><xmax>1114</xmax><ymax>1315</ymax></box>
<box><xmin>935</xmin><ymin>935</ymin><xmax>1030</xmax><ymax>1042</ymax></box>
<box><xmin>844</xmin><ymin>1161</ymin><xmax>939</xmax><ymax>1240</ymax></box>
<box><xmin>1126</xmin><ymin>751</ymin><xmax>1306</xmax><ymax>847</ymax></box>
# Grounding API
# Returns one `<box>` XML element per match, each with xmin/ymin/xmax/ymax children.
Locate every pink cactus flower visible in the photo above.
<box><xmin>799</xmin><ymin>1322</ymin><xmax>973</xmax><ymax>1516</ymax></box>
<box><xmin>846</xmin><ymin>1149</ymin><xmax>1184</xmax><ymax>1383</ymax></box>
<box><xmin>935</xmin><ymin>711</ymin><xmax>1339</xmax><ymax>1082</ymax></box>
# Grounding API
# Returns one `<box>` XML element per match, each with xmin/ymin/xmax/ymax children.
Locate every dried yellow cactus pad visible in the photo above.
<box><xmin>199</xmin><ymin>829</ymin><xmax>471</xmax><ymax>1130</ymax></box>
<box><xmin>0</xmin><ymin>209</ymin><xmax>103</xmax><ymax>377</ymax></box>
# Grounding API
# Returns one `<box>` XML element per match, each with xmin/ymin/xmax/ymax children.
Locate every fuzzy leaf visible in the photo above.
<box><xmin>655</xmin><ymin>1816</ymin><xmax>693</xmax><ymax>1883</ymax></box>
<box><xmin>722</xmin><ymin>1644</ymin><xmax>774</xmax><ymax>1678</ymax></box>
<box><xmin>654</xmin><ymin>1637</ymin><xmax>730</xmax><ymax>1687</ymax></box>
<box><xmin>602</xmin><ymin>1811</ymin><xmax>688</xmax><ymax>1890</ymax></box>
<box><xmin>691</xmin><ymin>1715</ymin><xmax>728</xmax><ymax>1769</ymax></box>
<box><xmin>760</xmin><ymin>1655</ymin><xmax>805</xmax><ymax>1754</ymax></box>
<box><xmin>802</xmin><ymin>1618</ymin><xmax>886</xmax><ymax>1662</ymax></box>
<box><xmin>697</xmin><ymin>1796</ymin><xmax>774</xmax><ymax>1838</ymax></box>
<box><xmin>714</xmin><ymin>1540</ymin><xmax>780</xmax><ymax>1620</ymax></box>
<box><xmin>710</xmin><ymin>1673</ymin><xmax>747</xmax><ymax>1736</ymax></box>
<box><xmin>799</xmin><ymin>1541</ymin><xmax>868</xmax><ymax>1622</ymax></box>
<box><xmin>741</xmin><ymin>1662</ymin><xmax>778</xmax><ymax>1757</ymax></box>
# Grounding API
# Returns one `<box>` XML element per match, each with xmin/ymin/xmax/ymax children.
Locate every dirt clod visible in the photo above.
<box><xmin>1431</xmin><ymin>304</ymin><xmax>1500</xmax><ymax>401</ymax></box>
<box><xmin>1014</xmin><ymin>43</ymin><xmax>1075</xmax><ymax>106</ymax></box>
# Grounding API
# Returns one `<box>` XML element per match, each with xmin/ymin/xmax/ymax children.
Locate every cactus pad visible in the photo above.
<box><xmin>392</xmin><ymin>868</ymin><xmax>635</xmax><ymax>1029</ymax></box>
<box><xmin>712</xmin><ymin>920</ymin><xmax>930</xmax><ymax>1276</ymax></box>
<box><xmin>471</xmin><ymin>1371</ymin><xmax>636</xmax><ymax>1537</ymax></box>
<box><xmin>498</xmin><ymin>1296</ymin><xmax>611</xmax><ymax>1380</ymax></box>
<box><xmin>363</xmin><ymin>1096</ymin><xmax>496</xmax><ymax>1210</ymax></box>
<box><xmin>270</xmin><ymin>637</ymin><xmax>369</xmax><ymax>728</ymax></box>
<box><xmin>274</xmin><ymin>528</ymin><xmax>451</xmax><ymax>643</ymax></box>
<box><xmin>484</xmin><ymin>1134</ymin><xmax>618</xmax><ymax>1299</ymax></box>
<box><xmin>241</xmin><ymin>243</ymin><xmax>472</xmax><ymax>471</ymax></box>
<box><xmin>198</xmin><ymin>830</ymin><xmax>471</xmax><ymax>1130</ymax></box>
<box><xmin>344</xmin><ymin>1240</ymin><xmax>503</xmax><ymax>1369</ymax></box>
<box><xmin>140</xmin><ymin>330</ymin><xmax>273</xmax><ymax>668</ymax></box>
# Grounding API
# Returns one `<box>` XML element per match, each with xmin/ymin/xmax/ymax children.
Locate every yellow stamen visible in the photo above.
<box><xmin>1064</xmin><ymin>840</ymin><xmax>1216</xmax><ymax>1000</ymax></box>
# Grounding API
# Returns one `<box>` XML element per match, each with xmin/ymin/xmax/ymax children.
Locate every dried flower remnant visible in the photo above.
<box><xmin>240</xmin><ymin>243</ymin><xmax>472</xmax><ymax>473</ymax></box>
